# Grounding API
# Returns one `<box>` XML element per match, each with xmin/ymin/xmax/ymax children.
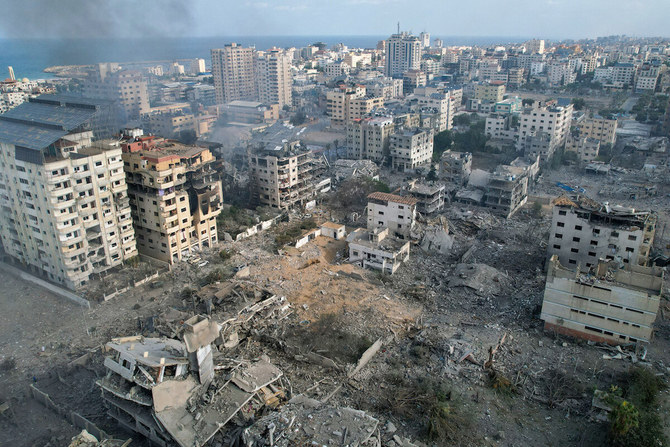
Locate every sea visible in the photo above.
<box><xmin>0</xmin><ymin>35</ymin><xmax>529</xmax><ymax>81</ymax></box>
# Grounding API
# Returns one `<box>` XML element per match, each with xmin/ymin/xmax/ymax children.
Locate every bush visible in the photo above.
<box><xmin>0</xmin><ymin>357</ymin><xmax>16</xmax><ymax>372</ymax></box>
<box><xmin>219</xmin><ymin>249</ymin><xmax>233</xmax><ymax>262</ymax></box>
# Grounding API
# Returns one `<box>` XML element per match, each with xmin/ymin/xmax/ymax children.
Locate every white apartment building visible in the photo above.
<box><xmin>546</xmin><ymin>195</ymin><xmax>656</xmax><ymax>271</ymax></box>
<box><xmin>411</xmin><ymin>87</ymin><xmax>455</xmax><ymax>131</ymax></box>
<box><xmin>547</xmin><ymin>63</ymin><xmax>576</xmax><ymax>86</ymax></box>
<box><xmin>326</xmin><ymin>85</ymin><xmax>384</xmax><ymax>128</ymax></box>
<box><xmin>611</xmin><ymin>63</ymin><xmax>636</xmax><ymax>88</ymax></box>
<box><xmin>525</xmin><ymin>39</ymin><xmax>545</xmax><ymax>54</ymax></box>
<box><xmin>366</xmin><ymin>191</ymin><xmax>417</xmax><ymax>240</ymax></box>
<box><xmin>385</xmin><ymin>32</ymin><xmax>421</xmax><ymax>77</ymax></box>
<box><xmin>518</xmin><ymin>104</ymin><xmax>573</xmax><ymax>162</ymax></box>
<box><xmin>82</xmin><ymin>63</ymin><xmax>150</xmax><ymax>122</ymax></box>
<box><xmin>346</xmin><ymin>117</ymin><xmax>395</xmax><ymax>162</ymax></box>
<box><xmin>575</xmin><ymin>116</ymin><xmax>618</xmax><ymax>146</ymax></box>
<box><xmin>565</xmin><ymin>135</ymin><xmax>600</xmax><ymax>162</ymax></box>
<box><xmin>256</xmin><ymin>48</ymin><xmax>293</xmax><ymax>108</ymax></box>
<box><xmin>390</xmin><ymin>127</ymin><xmax>434</xmax><ymax>172</ymax></box>
<box><xmin>211</xmin><ymin>44</ymin><xmax>257</xmax><ymax>104</ymax></box>
<box><xmin>324</xmin><ymin>61</ymin><xmax>351</xmax><ymax>78</ymax></box>
<box><xmin>0</xmin><ymin>96</ymin><xmax>137</xmax><ymax>289</ymax></box>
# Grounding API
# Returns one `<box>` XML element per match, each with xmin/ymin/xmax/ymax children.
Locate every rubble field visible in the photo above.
<box><xmin>1</xmin><ymin>184</ymin><xmax>670</xmax><ymax>446</ymax></box>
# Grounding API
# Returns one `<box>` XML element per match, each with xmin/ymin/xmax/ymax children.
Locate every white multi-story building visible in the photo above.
<box><xmin>82</xmin><ymin>63</ymin><xmax>150</xmax><ymax>122</ymax></box>
<box><xmin>346</xmin><ymin>117</ymin><xmax>395</xmax><ymax>162</ymax></box>
<box><xmin>524</xmin><ymin>39</ymin><xmax>545</xmax><ymax>54</ymax></box>
<box><xmin>0</xmin><ymin>95</ymin><xmax>137</xmax><ymax>289</ymax></box>
<box><xmin>390</xmin><ymin>127</ymin><xmax>434</xmax><ymax>172</ymax></box>
<box><xmin>366</xmin><ymin>191</ymin><xmax>417</xmax><ymax>240</ymax></box>
<box><xmin>211</xmin><ymin>44</ymin><xmax>257</xmax><ymax>104</ymax></box>
<box><xmin>256</xmin><ymin>48</ymin><xmax>293</xmax><ymax>108</ymax></box>
<box><xmin>385</xmin><ymin>32</ymin><xmax>421</xmax><ymax>77</ymax></box>
<box><xmin>518</xmin><ymin>104</ymin><xmax>574</xmax><ymax>162</ymax></box>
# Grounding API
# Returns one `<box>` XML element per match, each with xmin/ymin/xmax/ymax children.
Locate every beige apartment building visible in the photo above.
<box><xmin>0</xmin><ymin>96</ymin><xmax>137</xmax><ymax>289</ymax></box>
<box><xmin>249</xmin><ymin>142</ymin><xmax>315</xmax><ymax>210</ymax></box>
<box><xmin>326</xmin><ymin>85</ymin><xmax>384</xmax><ymax>128</ymax></box>
<box><xmin>440</xmin><ymin>150</ymin><xmax>472</xmax><ymax>185</ymax></box>
<box><xmin>120</xmin><ymin>130</ymin><xmax>222</xmax><ymax>264</ymax></box>
<box><xmin>474</xmin><ymin>81</ymin><xmax>506</xmax><ymax>103</ymax></box>
<box><xmin>82</xmin><ymin>63</ymin><xmax>150</xmax><ymax>121</ymax></box>
<box><xmin>256</xmin><ymin>48</ymin><xmax>293</xmax><ymax>108</ymax></box>
<box><xmin>390</xmin><ymin>127</ymin><xmax>434</xmax><ymax>172</ymax></box>
<box><xmin>541</xmin><ymin>255</ymin><xmax>663</xmax><ymax>344</ymax></box>
<box><xmin>211</xmin><ymin>44</ymin><xmax>257</xmax><ymax>105</ymax></box>
<box><xmin>346</xmin><ymin>117</ymin><xmax>395</xmax><ymax>162</ymax></box>
<box><xmin>565</xmin><ymin>135</ymin><xmax>600</xmax><ymax>162</ymax></box>
<box><xmin>574</xmin><ymin>116</ymin><xmax>618</xmax><ymax>146</ymax></box>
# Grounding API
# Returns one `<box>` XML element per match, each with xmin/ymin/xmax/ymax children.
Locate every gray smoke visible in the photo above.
<box><xmin>0</xmin><ymin>0</ymin><xmax>194</xmax><ymax>38</ymax></box>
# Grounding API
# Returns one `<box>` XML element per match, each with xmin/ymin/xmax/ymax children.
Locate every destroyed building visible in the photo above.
<box><xmin>97</xmin><ymin>316</ymin><xmax>284</xmax><ymax>447</ymax></box>
<box><xmin>119</xmin><ymin>129</ymin><xmax>223</xmax><ymax>264</ymax></box>
<box><xmin>540</xmin><ymin>255</ymin><xmax>663</xmax><ymax>344</ymax></box>
<box><xmin>483</xmin><ymin>163</ymin><xmax>530</xmax><ymax>218</ymax></box>
<box><xmin>348</xmin><ymin>227</ymin><xmax>410</xmax><ymax>274</ymax></box>
<box><xmin>242</xmin><ymin>395</ymin><xmax>379</xmax><ymax>446</ymax></box>
<box><xmin>389</xmin><ymin>127</ymin><xmax>434</xmax><ymax>172</ymax></box>
<box><xmin>407</xmin><ymin>181</ymin><xmax>445</xmax><ymax>215</ymax></box>
<box><xmin>546</xmin><ymin>195</ymin><xmax>656</xmax><ymax>271</ymax></box>
<box><xmin>366</xmin><ymin>191</ymin><xmax>417</xmax><ymax>240</ymax></box>
<box><xmin>439</xmin><ymin>150</ymin><xmax>472</xmax><ymax>185</ymax></box>
<box><xmin>249</xmin><ymin>141</ymin><xmax>318</xmax><ymax>210</ymax></box>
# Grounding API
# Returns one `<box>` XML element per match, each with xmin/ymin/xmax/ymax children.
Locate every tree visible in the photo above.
<box><xmin>571</xmin><ymin>97</ymin><xmax>586</xmax><ymax>110</ymax></box>
<box><xmin>432</xmin><ymin>129</ymin><xmax>453</xmax><ymax>160</ymax></box>
<box><xmin>426</xmin><ymin>165</ymin><xmax>438</xmax><ymax>181</ymax></box>
<box><xmin>453</xmin><ymin>114</ymin><xmax>471</xmax><ymax>127</ymax></box>
<box><xmin>290</xmin><ymin>111</ymin><xmax>307</xmax><ymax>126</ymax></box>
<box><xmin>522</xmin><ymin>98</ymin><xmax>535</xmax><ymax>107</ymax></box>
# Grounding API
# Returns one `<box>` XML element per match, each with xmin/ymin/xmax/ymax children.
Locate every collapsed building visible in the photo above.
<box><xmin>439</xmin><ymin>150</ymin><xmax>472</xmax><ymax>186</ymax></box>
<box><xmin>97</xmin><ymin>315</ymin><xmax>284</xmax><ymax>447</ymax></box>
<box><xmin>541</xmin><ymin>255</ymin><xmax>663</xmax><ymax>345</ymax></box>
<box><xmin>546</xmin><ymin>195</ymin><xmax>656</xmax><ymax>271</ymax></box>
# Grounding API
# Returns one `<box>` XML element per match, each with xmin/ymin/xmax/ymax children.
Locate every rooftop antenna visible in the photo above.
<box><xmin>397</xmin><ymin>22</ymin><xmax>400</xmax><ymax>34</ymax></box>
<box><xmin>8</xmin><ymin>66</ymin><xmax>15</xmax><ymax>81</ymax></box>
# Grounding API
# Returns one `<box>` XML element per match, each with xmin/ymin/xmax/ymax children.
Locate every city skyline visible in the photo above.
<box><xmin>1</xmin><ymin>0</ymin><xmax>669</xmax><ymax>41</ymax></box>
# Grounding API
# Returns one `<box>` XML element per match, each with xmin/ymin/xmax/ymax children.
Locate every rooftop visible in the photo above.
<box><xmin>367</xmin><ymin>191</ymin><xmax>418</xmax><ymax>206</ymax></box>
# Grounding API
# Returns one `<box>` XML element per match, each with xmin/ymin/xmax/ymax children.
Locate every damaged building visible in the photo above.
<box><xmin>97</xmin><ymin>316</ymin><xmax>284</xmax><ymax>447</ymax></box>
<box><xmin>540</xmin><ymin>255</ymin><xmax>663</xmax><ymax>344</ymax></box>
<box><xmin>439</xmin><ymin>150</ymin><xmax>472</xmax><ymax>185</ymax></box>
<box><xmin>347</xmin><ymin>227</ymin><xmax>411</xmax><ymax>274</ymax></box>
<box><xmin>547</xmin><ymin>195</ymin><xmax>656</xmax><ymax>271</ymax></box>
<box><xmin>119</xmin><ymin>129</ymin><xmax>223</xmax><ymax>264</ymax></box>
<box><xmin>249</xmin><ymin>141</ymin><xmax>320</xmax><ymax>210</ymax></box>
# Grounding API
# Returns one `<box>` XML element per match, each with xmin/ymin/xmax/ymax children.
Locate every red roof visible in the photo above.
<box><xmin>367</xmin><ymin>191</ymin><xmax>418</xmax><ymax>206</ymax></box>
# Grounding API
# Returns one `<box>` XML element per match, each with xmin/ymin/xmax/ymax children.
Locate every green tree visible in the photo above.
<box><xmin>571</xmin><ymin>97</ymin><xmax>586</xmax><ymax>110</ymax></box>
<box><xmin>426</xmin><ymin>165</ymin><xmax>438</xmax><ymax>181</ymax></box>
<box><xmin>522</xmin><ymin>98</ymin><xmax>534</xmax><ymax>107</ymax></box>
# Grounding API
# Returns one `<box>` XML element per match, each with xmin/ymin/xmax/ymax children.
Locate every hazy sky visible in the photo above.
<box><xmin>0</xmin><ymin>0</ymin><xmax>668</xmax><ymax>40</ymax></box>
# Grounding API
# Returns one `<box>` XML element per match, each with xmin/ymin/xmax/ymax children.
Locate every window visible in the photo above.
<box><xmin>575</xmin><ymin>225</ymin><xmax>582</xmax><ymax>231</ymax></box>
<box><xmin>572</xmin><ymin>237</ymin><xmax>580</xmax><ymax>242</ymax></box>
<box><xmin>590</xmin><ymin>240</ymin><xmax>598</xmax><ymax>246</ymax></box>
<box><xmin>593</xmin><ymin>228</ymin><xmax>600</xmax><ymax>234</ymax></box>
<box><xmin>588</xmin><ymin>251</ymin><xmax>596</xmax><ymax>257</ymax></box>
<box><xmin>625</xmin><ymin>247</ymin><xmax>634</xmax><ymax>252</ymax></box>
<box><xmin>557</xmin><ymin>222</ymin><xmax>564</xmax><ymax>227</ymax></box>
<box><xmin>553</xmin><ymin>244</ymin><xmax>561</xmax><ymax>249</ymax></box>
<box><xmin>571</xmin><ymin>248</ymin><xmax>579</xmax><ymax>253</ymax></box>
<box><xmin>558</xmin><ymin>210</ymin><xmax>567</xmax><ymax>216</ymax></box>
<box><xmin>568</xmin><ymin>259</ymin><xmax>576</xmax><ymax>264</ymax></box>
<box><xmin>611</xmin><ymin>231</ymin><xmax>619</xmax><ymax>237</ymax></box>
<box><xmin>554</xmin><ymin>233</ymin><xmax>563</xmax><ymax>239</ymax></box>
<box><xmin>628</xmin><ymin>235</ymin><xmax>637</xmax><ymax>241</ymax></box>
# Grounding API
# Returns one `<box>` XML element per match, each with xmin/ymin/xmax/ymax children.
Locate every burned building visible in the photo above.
<box><xmin>119</xmin><ymin>129</ymin><xmax>223</xmax><ymax>264</ymax></box>
<box><xmin>249</xmin><ymin>141</ymin><xmax>318</xmax><ymax>210</ymax></box>
<box><xmin>483</xmin><ymin>164</ymin><xmax>529</xmax><ymax>218</ymax></box>
<box><xmin>541</xmin><ymin>255</ymin><xmax>663</xmax><ymax>344</ymax></box>
<box><xmin>440</xmin><ymin>150</ymin><xmax>472</xmax><ymax>185</ymax></box>
<box><xmin>547</xmin><ymin>195</ymin><xmax>656</xmax><ymax>271</ymax></box>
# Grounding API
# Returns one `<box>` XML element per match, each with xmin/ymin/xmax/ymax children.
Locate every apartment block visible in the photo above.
<box><xmin>326</xmin><ymin>85</ymin><xmax>384</xmax><ymax>128</ymax></box>
<box><xmin>256</xmin><ymin>48</ymin><xmax>293</xmax><ymax>108</ymax></box>
<box><xmin>211</xmin><ymin>44</ymin><xmax>257</xmax><ymax>105</ymax></box>
<box><xmin>541</xmin><ymin>255</ymin><xmax>663</xmax><ymax>344</ymax></box>
<box><xmin>249</xmin><ymin>142</ymin><xmax>315</xmax><ymax>210</ymax></box>
<box><xmin>363</xmin><ymin>77</ymin><xmax>404</xmax><ymax>100</ymax></box>
<box><xmin>225</xmin><ymin>100</ymin><xmax>280</xmax><ymax>125</ymax></box>
<box><xmin>483</xmin><ymin>163</ymin><xmax>530</xmax><ymax>218</ymax></box>
<box><xmin>518</xmin><ymin>103</ymin><xmax>573</xmax><ymax>163</ymax></box>
<box><xmin>120</xmin><ymin>130</ymin><xmax>222</xmax><ymax>264</ymax></box>
<box><xmin>366</xmin><ymin>192</ymin><xmax>417</xmax><ymax>240</ymax></box>
<box><xmin>546</xmin><ymin>195</ymin><xmax>656</xmax><ymax>272</ymax></box>
<box><xmin>346</xmin><ymin>117</ymin><xmax>394</xmax><ymax>162</ymax></box>
<box><xmin>411</xmin><ymin>87</ymin><xmax>455</xmax><ymax>131</ymax></box>
<box><xmin>408</xmin><ymin>182</ymin><xmax>445</xmax><ymax>215</ymax></box>
<box><xmin>390</xmin><ymin>127</ymin><xmax>434</xmax><ymax>172</ymax></box>
<box><xmin>385</xmin><ymin>32</ymin><xmax>421</xmax><ymax>77</ymax></box>
<box><xmin>82</xmin><ymin>63</ymin><xmax>149</xmax><ymax>122</ymax></box>
<box><xmin>525</xmin><ymin>39</ymin><xmax>545</xmax><ymax>54</ymax></box>
<box><xmin>347</xmin><ymin>227</ymin><xmax>410</xmax><ymax>274</ymax></box>
<box><xmin>574</xmin><ymin>116</ymin><xmax>617</xmax><ymax>146</ymax></box>
<box><xmin>402</xmin><ymin>70</ymin><xmax>427</xmax><ymax>95</ymax></box>
<box><xmin>0</xmin><ymin>95</ymin><xmax>137</xmax><ymax>289</ymax></box>
<box><xmin>474</xmin><ymin>81</ymin><xmax>506</xmax><ymax>103</ymax></box>
<box><xmin>440</xmin><ymin>150</ymin><xmax>472</xmax><ymax>185</ymax></box>
<box><xmin>565</xmin><ymin>135</ymin><xmax>600</xmax><ymax>162</ymax></box>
